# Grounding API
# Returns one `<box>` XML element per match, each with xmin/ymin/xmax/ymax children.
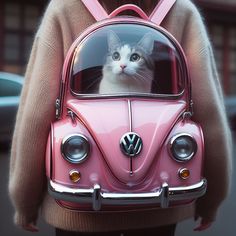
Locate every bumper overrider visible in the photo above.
<box><xmin>48</xmin><ymin>179</ymin><xmax>207</xmax><ymax>211</ymax></box>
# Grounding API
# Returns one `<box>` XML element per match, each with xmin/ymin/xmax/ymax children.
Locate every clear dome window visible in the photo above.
<box><xmin>70</xmin><ymin>23</ymin><xmax>185</xmax><ymax>98</ymax></box>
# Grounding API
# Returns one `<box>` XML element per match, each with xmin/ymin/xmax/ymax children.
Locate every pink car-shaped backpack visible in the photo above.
<box><xmin>46</xmin><ymin>0</ymin><xmax>207</xmax><ymax>211</ymax></box>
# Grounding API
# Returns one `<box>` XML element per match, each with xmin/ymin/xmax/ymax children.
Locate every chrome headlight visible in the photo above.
<box><xmin>61</xmin><ymin>134</ymin><xmax>90</xmax><ymax>164</ymax></box>
<box><xmin>169</xmin><ymin>134</ymin><xmax>197</xmax><ymax>162</ymax></box>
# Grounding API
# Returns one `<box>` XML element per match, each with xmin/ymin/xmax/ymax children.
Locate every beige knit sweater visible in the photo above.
<box><xmin>9</xmin><ymin>0</ymin><xmax>232</xmax><ymax>232</ymax></box>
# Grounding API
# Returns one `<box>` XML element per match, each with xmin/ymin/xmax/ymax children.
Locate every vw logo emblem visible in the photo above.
<box><xmin>120</xmin><ymin>132</ymin><xmax>143</xmax><ymax>157</ymax></box>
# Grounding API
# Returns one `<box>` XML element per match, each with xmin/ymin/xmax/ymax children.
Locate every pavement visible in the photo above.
<box><xmin>0</xmin><ymin>134</ymin><xmax>235</xmax><ymax>236</ymax></box>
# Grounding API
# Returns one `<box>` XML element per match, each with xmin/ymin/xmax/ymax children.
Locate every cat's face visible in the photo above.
<box><xmin>107</xmin><ymin>45</ymin><xmax>145</xmax><ymax>77</ymax></box>
<box><xmin>103</xmin><ymin>31</ymin><xmax>154</xmax><ymax>81</ymax></box>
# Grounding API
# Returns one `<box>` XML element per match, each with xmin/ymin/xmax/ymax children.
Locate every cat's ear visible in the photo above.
<box><xmin>107</xmin><ymin>31</ymin><xmax>121</xmax><ymax>52</ymax></box>
<box><xmin>138</xmin><ymin>33</ymin><xmax>154</xmax><ymax>55</ymax></box>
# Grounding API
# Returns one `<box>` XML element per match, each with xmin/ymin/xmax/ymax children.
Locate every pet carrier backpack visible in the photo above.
<box><xmin>46</xmin><ymin>0</ymin><xmax>207</xmax><ymax>211</ymax></box>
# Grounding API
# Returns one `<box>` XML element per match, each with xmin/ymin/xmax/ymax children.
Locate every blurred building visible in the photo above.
<box><xmin>0</xmin><ymin>0</ymin><xmax>235</xmax><ymax>96</ymax></box>
<box><xmin>0</xmin><ymin>0</ymin><xmax>47</xmax><ymax>74</ymax></box>
<box><xmin>195</xmin><ymin>0</ymin><xmax>236</xmax><ymax>96</ymax></box>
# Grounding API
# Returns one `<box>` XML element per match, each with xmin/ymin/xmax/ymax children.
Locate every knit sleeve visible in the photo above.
<box><xmin>182</xmin><ymin>3</ymin><xmax>233</xmax><ymax>221</ymax></box>
<box><xmin>8</xmin><ymin>6</ymin><xmax>64</xmax><ymax>227</ymax></box>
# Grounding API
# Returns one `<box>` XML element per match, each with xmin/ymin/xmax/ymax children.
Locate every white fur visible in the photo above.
<box><xmin>99</xmin><ymin>32</ymin><xmax>154</xmax><ymax>94</ymax></box>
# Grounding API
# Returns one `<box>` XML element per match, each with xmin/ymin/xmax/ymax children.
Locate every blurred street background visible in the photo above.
<box><xmin>0</xmin><ymin>0</ymin><xmax>236</xmax><ymax>235</ymax></box>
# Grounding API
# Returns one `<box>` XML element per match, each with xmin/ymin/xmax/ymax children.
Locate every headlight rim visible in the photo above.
<box><xmin>169</xmin><ymin>133</ymin><xmax>197</xmax><ymax>162</ymax></box>
<box><xmin>61</xmin><ymin>134</ymin><xmax>90</xmax><ymax>164</ymax></box>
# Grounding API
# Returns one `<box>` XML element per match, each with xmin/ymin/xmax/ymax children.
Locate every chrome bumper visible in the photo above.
<box><xmin>48</xmin><ymin>179</ymin><xmax>207</xmax><ymax>211</ymax></box>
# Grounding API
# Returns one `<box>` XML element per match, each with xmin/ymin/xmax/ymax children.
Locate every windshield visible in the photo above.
<box><xmin>70</xmin><ymin>23</ymin><xmax>185</xmax><ymax>97</ymax></box>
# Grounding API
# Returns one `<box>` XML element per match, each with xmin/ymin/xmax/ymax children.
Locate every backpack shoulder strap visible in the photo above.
<box><xmin>150</xmin><ymin>0</ymin><xmax>176</xmax><ymax>25</ymax></box>
<box><xmin>81</xmin><ymin>0</ymin><xmax>176</xmax><ymax>24</ymax></box>
<box><xmin>81</xmin><ymin>0</ymin><xmax>108</xmax><ymax>21</ymax></box>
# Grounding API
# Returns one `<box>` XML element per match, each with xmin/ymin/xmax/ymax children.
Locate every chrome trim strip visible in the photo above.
<box><xmin>168</xmin><ymin>180</ymin><xmax>207</xmax><ymax>200</ymax></box>
<box><xmin>128</xmin><ymin>99</ymin><xmax>133</xmax><ymax>176</ymax></box>
<box><xmin>67</xmin><ymin>110</ymin><xmax>77</xmax><ymax>124</ymax></box>
<box><xmin>161</xmin><ymin>182</ymin><xmax>169</xmax><ymax>208</ymax></box>
<box><xmin>93</xmin><ymin>184</ymin><xmax>102</xmax><ymax>211</ymax></box>
<box><xmin>128</xmin><ymin>99</ymin><xmax>132</xmax><ymax>132</ymax></box>
<box><xmin>55</xmin><ymin>98</ymin><xmax>61</xmax><ymax>119</ymax></box>
<box><xmin>48</xmin><ymin>179</ymin><xmax>207</xmax><ymax>211</ymax></box>
<box><xmin>70</xmin><ymin>91</ymin><xmax>185</xmax><ymax>100</ymax></box>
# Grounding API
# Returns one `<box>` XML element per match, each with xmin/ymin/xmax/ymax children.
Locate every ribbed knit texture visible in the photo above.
<box><xmin>9</xmin><ymin>0</ymin><xmax>232</xmax><ymax>232</ymax></box>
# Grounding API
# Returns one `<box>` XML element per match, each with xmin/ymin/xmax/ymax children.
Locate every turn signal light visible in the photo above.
<box><xmin>179</xmin><ymin>168</ymin><xmax>190</xmax><ymax>180</ymax></box>
<box><xmin>69</xmin><ymin>170</ymin><xmax>81</xmax><ymax>183</ymax></box>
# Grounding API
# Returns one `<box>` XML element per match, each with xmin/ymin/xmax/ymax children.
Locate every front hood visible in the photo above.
<box><xmin>68</xmin><ymin>99</ymin><xmax>186</xmax><ymax>184</ymax></box>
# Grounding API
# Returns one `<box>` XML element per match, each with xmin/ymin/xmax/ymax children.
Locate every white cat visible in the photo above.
<box><xmin>99</xmin><ymin>31</ymin><xmax>154</xmax><ymax>94</ymax></box>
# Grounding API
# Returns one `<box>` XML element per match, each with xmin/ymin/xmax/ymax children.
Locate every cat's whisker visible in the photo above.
<box><xmin>134</xmin><ymin>71</ymin><xmax>152</xmax><ymax>83</ymax></box>
<box><xmin>84</xmin><ymin>76</ymin><xmax>101</xmax><ymax>93</ymax></box>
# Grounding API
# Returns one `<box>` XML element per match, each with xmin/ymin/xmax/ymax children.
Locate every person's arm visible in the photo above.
<box><xmin>8</xmin><ymin>6</ymin><xmax>63</xmax><ymax>230</ymax></box>
<box><xmin>182</xmin><ymin>3</ymin><xmax>233</xmax><ymax>230</ymax></box>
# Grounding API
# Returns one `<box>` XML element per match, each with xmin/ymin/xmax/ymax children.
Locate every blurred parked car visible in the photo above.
<box><xmin>225</xmin><ymin>96</ymin><xmax>236</xmax><ymax>131</ymax></box>
<box><xmin>0</xmin><ymin>72</ymin><xmax>24</xmax><ymax>144</ymax></box>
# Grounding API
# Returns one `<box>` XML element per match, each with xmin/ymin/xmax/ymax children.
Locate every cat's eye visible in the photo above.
<box><xmin>130</xmin><ymin>53</ymin><xmax>141</xmax><ymax>62</ymax></box>
<box><xmin>112</xmin><ymin>52</ymin><xmax>120</xmax><ymax>61</ymax></box>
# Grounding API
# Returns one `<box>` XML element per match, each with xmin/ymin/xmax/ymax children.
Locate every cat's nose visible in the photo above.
<box><xmin>120</xmin><ymin>64</ymin><xmax>127</xmax><ymax>70</ymax></box>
